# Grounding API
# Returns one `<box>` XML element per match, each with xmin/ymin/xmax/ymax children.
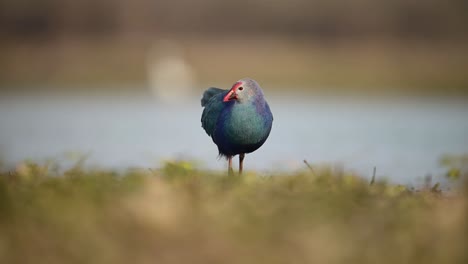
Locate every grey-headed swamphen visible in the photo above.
<box><xmin>201</xmin><ymin>78</ymin><xmax>273</xmax><ymax>174</ymax></box>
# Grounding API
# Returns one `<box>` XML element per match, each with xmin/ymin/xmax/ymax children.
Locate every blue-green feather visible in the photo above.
<box><xmin>201</xmin><ymin>87</ymin><xmax>228</xmax><ymax>136</ymax></box>
<box><xmin>201</xmin><ymin>87</ymin><xmax>225</xmax><ymax>107</ymax></box>
<box><xmin>214</xmin><ymin>100</ymin><xmax>272</xmax><ymax>156</ymax></box>
<box><xmin>201</xmin><ymin>80</ymin><xmax>273</xmax><ymax>158</ymax></box>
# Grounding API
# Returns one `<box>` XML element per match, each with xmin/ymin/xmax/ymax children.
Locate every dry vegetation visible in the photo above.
<box><xmin>0</xmin><ymin>161</ymin><xmax>467</xmax><ymax>264</ymax></box>
<box><xmin>1</xmin><ymin>0</ymin><xmax>467</xmax><ymax>95</ymax></box>
<box><xmin>1</xmin><ymin>37</ymin><xmax>467</xmax><ymax>97</ymax></box>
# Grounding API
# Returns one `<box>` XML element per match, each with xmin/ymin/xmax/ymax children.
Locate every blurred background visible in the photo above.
<box><xmin>1</xmin><ymin>0</ymin><xmax>467</xmax><ymax>183</ymax></box>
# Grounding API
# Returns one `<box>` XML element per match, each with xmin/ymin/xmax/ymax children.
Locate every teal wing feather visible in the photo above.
<box><xmin>201</xmin><ymin>87</ymin><xmax>225</xmax><ymax>107</ymax></box>
<box><xmin>201</xmin><ymin>87</ymin><xmax>227</xmax><ymax>136</ymax></box>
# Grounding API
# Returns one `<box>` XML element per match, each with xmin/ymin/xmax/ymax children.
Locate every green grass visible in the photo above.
<box><xmin>0</xmin><ymin>161</ymin><xmax>467</xmax><ymax>264</ymax></box>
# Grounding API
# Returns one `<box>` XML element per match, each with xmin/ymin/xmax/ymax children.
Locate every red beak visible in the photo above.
<box><xmin>223</xmin><ymin>81</ymin><xmax>242</xmax><ymax>102</ymax></box>
<box><xmin>223</xmin><ymin>90</ymin><xmax>237</xmax><ymax>102</ymax></box>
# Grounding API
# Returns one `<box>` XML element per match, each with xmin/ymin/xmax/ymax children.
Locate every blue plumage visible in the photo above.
<box><xmin>201</xmin><ymin>78</ymin><xmax>273</xmax><ymax>173</ymax></box>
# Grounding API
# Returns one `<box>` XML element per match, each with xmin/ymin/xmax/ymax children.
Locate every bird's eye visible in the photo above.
<box><xmin>238</xmin><ymin>86</ymin><xmax>244</xmax><ymax>91</ymax></box>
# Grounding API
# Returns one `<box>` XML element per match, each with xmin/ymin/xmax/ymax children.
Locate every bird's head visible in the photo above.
<box><xmin>223</xmin><ymin>78</ymin><xmax>264</xmax><ymax>103</ymax></box>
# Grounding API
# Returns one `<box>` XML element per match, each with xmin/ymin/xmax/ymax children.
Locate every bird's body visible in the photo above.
<box><xmin>201</xmin><ymin>78</ymin><xmax>273</xmax><ymax>174</ymax></box>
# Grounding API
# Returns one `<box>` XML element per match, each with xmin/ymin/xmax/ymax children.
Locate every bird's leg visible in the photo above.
<box><xmin>239</xmin><ymin>153</ymin><xmax>245</xmax><ymax>175</ymax></box>
<box><xmin>228</xmin><ymin>156</ymin><xmax>233</xmax><ymax>176</ymax></box>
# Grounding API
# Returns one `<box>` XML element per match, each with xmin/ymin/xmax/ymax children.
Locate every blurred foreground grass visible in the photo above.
<box><xmin>0</xmin><ymin>161</ymin><xmax>467</xmax><ymax>264</ymax></box>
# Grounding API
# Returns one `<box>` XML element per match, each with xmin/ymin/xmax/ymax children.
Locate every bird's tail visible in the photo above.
<box><xmin>201</xmin><ymin>87</ymin><xmax>225</xmax><ymax>107</ymax></box>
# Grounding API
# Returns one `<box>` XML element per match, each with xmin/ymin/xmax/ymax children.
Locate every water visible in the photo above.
<box><xmin>1</xmin><ymin>92</ymin><xmax>467</xmax><ymax>184</ymax></box>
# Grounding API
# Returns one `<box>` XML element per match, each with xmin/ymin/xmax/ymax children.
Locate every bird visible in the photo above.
<box><xmin>201</xmin><ymin>78</ymin><xmax>273</xmax><ymax>174</ymax></box>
